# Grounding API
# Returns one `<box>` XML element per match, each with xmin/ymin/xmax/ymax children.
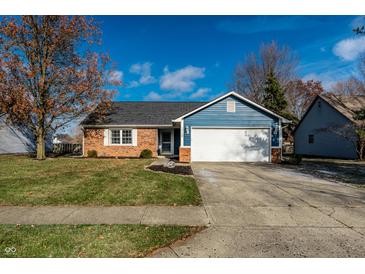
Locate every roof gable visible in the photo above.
<box><xmin>294</xmin><ymin>94</ymin><xmax>365</xmax><ymax>132</ymax></box>
<box><xmin>184</xmin><ymin>95</ymin><xmax>280</xmax><ymax>123</ymax></box>
<box><xmin>173</xmin><ymin>91</ymin><xmax>290</xmax><ymax>122</ymax></box>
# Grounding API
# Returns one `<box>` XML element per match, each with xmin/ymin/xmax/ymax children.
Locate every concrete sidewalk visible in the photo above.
<box><xmin>0</xmin><ymin>206</ymin><xmax>209</xmax><ymax>226</ymax></box>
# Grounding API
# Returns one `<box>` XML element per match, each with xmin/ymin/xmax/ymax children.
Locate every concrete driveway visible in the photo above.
<box><xmin>155</xmin><ymin>162</ymin><xmax>365</xmax><ymax>257</ymax></box>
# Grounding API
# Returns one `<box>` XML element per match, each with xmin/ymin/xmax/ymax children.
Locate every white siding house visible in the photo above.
<box><xmin>294</xmin><ymin>94</ymin><xmax>365</xmax><ymax>159</ymax></box>
<box><xmin>0</xmin><ymin>117</ymin><xmax>31</xmax><ymax>154</ymax></box>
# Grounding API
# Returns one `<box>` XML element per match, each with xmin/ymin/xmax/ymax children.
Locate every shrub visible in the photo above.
<box><xmin>140</xmin><ymin>149</ymin><xmax>152</xmax><ymax>159</ymax></box>
<box><xmin>87</xmin><ymin>150</ymin><xmax>98</xmax><ymax>158</ymax></box>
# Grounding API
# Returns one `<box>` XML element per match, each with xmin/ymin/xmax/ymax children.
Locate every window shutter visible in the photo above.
<box><xmin>132</xmin><ymin>129</ymin><xmax>137</xmax><ymax>146</ymax></box>
<box><xmin>103</xmin><ymin>129</ymin><xmax>109</xmax><ymax>146</ymax></box>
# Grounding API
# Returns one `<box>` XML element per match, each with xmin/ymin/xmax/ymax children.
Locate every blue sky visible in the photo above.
<box><xmin>96</xmin><ymin>15</ymin><xmax>365</xmax><ymax>102</ymax></box>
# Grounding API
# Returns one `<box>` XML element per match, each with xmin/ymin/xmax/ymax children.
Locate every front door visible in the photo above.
<box><xmin>160</xmin><ymin>130</ymin><xmax>173</xmax><ymax>155</ymax></box>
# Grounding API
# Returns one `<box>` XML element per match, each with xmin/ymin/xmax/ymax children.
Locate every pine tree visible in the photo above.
<box><xmin>263</xmin><ymin>71</ymin><xmax>288</xmax><ymax>114</ymax></box>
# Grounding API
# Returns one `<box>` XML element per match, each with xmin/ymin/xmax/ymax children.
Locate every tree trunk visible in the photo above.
<box><xmin>36</xmin><ymin>129</ymin><xmax>46</xmax><ymax>160</ymax></box>
<box><xmin>359</xmin><ymin>142</ymin><xmax>364</xmax><ymax>161</ymax></box>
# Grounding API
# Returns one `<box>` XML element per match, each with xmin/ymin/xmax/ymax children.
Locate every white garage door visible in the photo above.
<box><xmin>191</xmin><ymin>128</ymin><xmax>270</xmax><ymax>162</ymax></box>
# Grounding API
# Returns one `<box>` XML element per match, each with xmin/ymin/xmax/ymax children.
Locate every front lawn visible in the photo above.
<box><xmin>0</xmin><ymin>156</ymin><xmax>201</xmax><ymax>206</ymax></box>
<box><xmin>0</xmin><ymin>224</ymin><xmax>199</xmax><ymax>257</ymax></box>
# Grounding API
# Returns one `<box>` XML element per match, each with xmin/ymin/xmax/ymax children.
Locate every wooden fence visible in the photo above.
<box><xmin>53</xmin><ymin>143</ymin><xmax>82</xmax><ymax>155</ymax></box>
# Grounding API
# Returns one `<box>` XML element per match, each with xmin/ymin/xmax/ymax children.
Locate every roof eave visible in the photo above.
<box><xmin>82</xmin><ymin>124</ymin><xmax>174</xmax><ymax>128</ymax></box>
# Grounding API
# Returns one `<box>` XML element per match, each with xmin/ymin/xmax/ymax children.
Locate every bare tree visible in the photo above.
<box><xmin>354</xmin><ymin>26</ymin><xmax>365</xmax><ymax>35</ymax></box>
<box><xmin>353</xmin><ymin>16</ymin><xmax>365</xmax><ymax>35</ymax></box>
<box><xmin>230</xmin><ymin>41</ymin><xmax>299</xmax><ymax>104</ymax></box>
<box><xmin>332</xmin><ymin>77</ymin><xmax>365</xmax><ymax>96</ymax></box>
<box><xmin>333</xmin><ymin>43</ymin><xmax>365</xmax><ymax>95</ymax></box>
<box><xmin>286</xmin><ymin>79</ymin><xmax>324</xmax><ymax>120</ymax></box>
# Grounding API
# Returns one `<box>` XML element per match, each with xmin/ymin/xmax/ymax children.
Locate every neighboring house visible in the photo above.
<box><xmin>294</xmin><ymin>94</ymin><xmax>365</xmax><ymax>159</ymax></box>
<box><xmin>53</xmin><ymin>133</ymin><xmax>74</xmax><ymax>144</ymax></box>
<box><xmin>81</xmin><ymin>91</ymin><xmax>289</xmax><ymax>163</ymax></box>
<box><xmin>0</xmin><ymin>116</ymin><xmax>31</xmax><ymax>154</ymax></box>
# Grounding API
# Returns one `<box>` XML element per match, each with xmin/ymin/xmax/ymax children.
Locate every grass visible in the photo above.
<box><xmin>0</xmin><ymin>155</ymin><xmax>202</xmax><ymax>206</ymax></box>
<box><xmin>0</xmin><ymin>224</ymin><xmax>200</xmax><ymax>257</ymax></box>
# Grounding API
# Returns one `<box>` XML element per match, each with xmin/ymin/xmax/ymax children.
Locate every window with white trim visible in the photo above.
<box><xmin>122</xmin><ymin>129</ymin><xmax>132</xmax><ymax>144</ymax></box>
<box><xmin>110</xmin><ymin>129</ymin><xmax>133</xmax><ymax>145</ymax></box>
<box><xmin>111</xmin><ymin>129</ymin><xmax>120</xmax><ymax>144</ymax></box>
<box><xmin>227</xmin><ymin>100</ymin><xmax>236</xmax><ymax>112</ymax></box>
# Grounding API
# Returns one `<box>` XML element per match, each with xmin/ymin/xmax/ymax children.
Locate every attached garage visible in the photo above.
<box><xmin>191</xmin><ymin>128</ymin><xmax>270</xmax><ymax>162</ymax></box>
<box><xmin>172</xmin><ymin>92</ymin><xmax>289</xmax><ymax>163</ymax></box>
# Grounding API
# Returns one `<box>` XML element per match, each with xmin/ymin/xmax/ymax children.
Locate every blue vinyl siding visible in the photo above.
<box><xmin>183</xmin><ymin>96</ymin><xmax>279</xmax><ymax>147</ymax></box>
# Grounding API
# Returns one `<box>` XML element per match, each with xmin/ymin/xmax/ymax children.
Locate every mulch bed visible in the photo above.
<box><xmin>147</xmin><ymin>165</ymin><xmax>193</xmax><ymax>175</ymax></box>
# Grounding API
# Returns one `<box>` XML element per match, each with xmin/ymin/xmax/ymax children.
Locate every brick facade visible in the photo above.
<box><xmin>179</xmin><ymin>147</ymin><xmax>191</xmax><ymax>163</ymax></box>
<box><xmin>83</xmin><ymin>127</ymin><xmax>282</xmax><ymax>163</ymax></box>
<box><xmin>271</xmin><ymin>148</ymin><xmax>282</xmax><ymax>163</ymax></box>
<box><xmin>83</xmin><ymin>128</ymin><xmax>158</xmax><ymax>157</ymax></box>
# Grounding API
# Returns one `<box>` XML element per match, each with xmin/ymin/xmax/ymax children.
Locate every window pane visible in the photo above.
<box><xmin>111</xmin><ymin>130</ymin><xmax>120</xmax><ymax>144</ymax></box>
<box><xmin>122</xmin><ymin>129</ymin><xmax>132</xmax><ymax>144</ymax></box>
<box><xmin>162</xmin><ymin>143</ymin><xmax>170</xmax><ymax>153</ymax></box>
<box><xmin>162</xmin><ymin>132</ymin><xmax>171</xmax><ymax>142</ymax></box>
<box><xmin>308</xmin><ymin>134</ymin><xmax>314</xmax><ymax>144</ymax></box>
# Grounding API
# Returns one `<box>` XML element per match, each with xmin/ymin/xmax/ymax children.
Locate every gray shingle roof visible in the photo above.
<box><xmin>295</xmin><ymin>93</ymin><xmax>365</xmax><ymax>132</ymax></box>
<box><xmin>81</xmin><ymin>101</ymin><xmax>207</xmax><ymax>126</ymax></box>
<box><xmin>320</xmin><ymin>94</ymin><xmax>365</xmax><ymax>124</ymax></box>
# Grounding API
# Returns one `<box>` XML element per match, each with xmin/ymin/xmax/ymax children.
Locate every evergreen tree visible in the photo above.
<box><xmin>354</xmin><ymin>108</ymin><xmax>365</xmax><ymax>120</ymax></box>
<box><xmin>263</xmin><ymin>71</ymin><xmax>288</xmax><ymax>114</ymax></box>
